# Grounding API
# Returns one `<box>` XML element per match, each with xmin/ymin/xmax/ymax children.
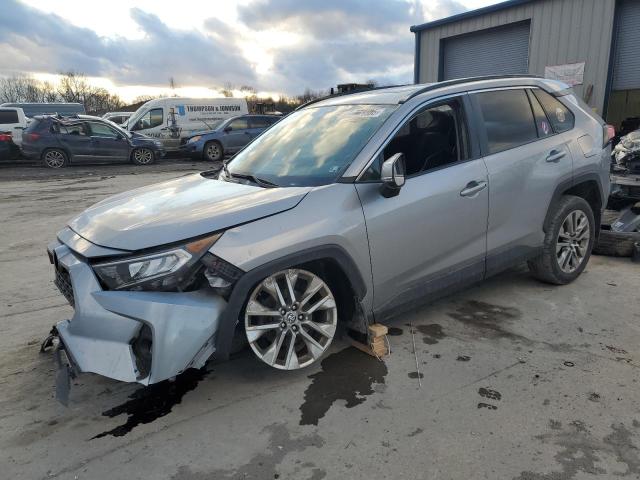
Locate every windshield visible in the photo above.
<box><xmin>226</xmin><ymin>104</ymin><xmax>395</xmax><ymax>187</ymax></box>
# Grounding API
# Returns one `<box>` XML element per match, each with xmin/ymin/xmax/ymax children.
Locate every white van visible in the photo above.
<box><xmin>125</xmin><ymin>97</ymin><xmax>249</xmax><ymax>151</ymax></box>
<box><xmin>0</xmin><ymin>107</ymin><xmax>28</xmax><ymax>147</ymax></box>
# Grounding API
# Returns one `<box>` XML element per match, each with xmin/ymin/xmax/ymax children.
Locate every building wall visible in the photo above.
<box><xmin>416</xmin><ymin>0</ymin><xmax>616</xmax><ymax>114</ymax></box>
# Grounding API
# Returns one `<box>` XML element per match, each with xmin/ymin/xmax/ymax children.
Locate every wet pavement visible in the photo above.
<box><xmin>1</xmin><ymin>163</ymin><xmax>639</xmax><ymax>479</ymax></box>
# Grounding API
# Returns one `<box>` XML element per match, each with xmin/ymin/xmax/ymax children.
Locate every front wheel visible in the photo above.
<box><xmin>244</xmin><ymin>269</ymin><xmax>338</xmax><ymax>370</ymax></box>
<box><xmin>203</xmin><ymin>141</ymin><xmax>223</xmax><ymax>162</ymax></box>
<box><xmin>528</xmin><ymin>195</ymin><xmax>595</xmax><ymax>285</ymax></box>
<box><xmin>131</xmin><ymin>148</ymin><xmax>155</xmax><ymax>165</ymax></box>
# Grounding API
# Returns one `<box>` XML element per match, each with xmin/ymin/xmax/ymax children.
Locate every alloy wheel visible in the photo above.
<box><xmin>244</xmin><ymin>269</ymin><xmax>337</xmax><ymax>370</ymax></box>
<box><xmin>44</xmin><ymin>150</ymin><xmax>65</xmax><ymax>168</ymax></box>
<box><xmin>133</xmin><ymin>148</ymin><xmax>153</xmax><ymax>164</ymax></box>
<box><xmin>556</xmin><ymin>210</ymin><xmax>590</xmax><ymax>273</ymax></box>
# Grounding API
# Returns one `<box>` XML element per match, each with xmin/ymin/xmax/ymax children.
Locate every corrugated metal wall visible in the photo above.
<box><xmin>612</xmin><ymin>0</ymin><xmax>640</xmax><ymax>90</ymax></box>
<box><xmin>416</xmin><ymin>0</ymin><xmax>616</xmax><ymax>114</ymax></box>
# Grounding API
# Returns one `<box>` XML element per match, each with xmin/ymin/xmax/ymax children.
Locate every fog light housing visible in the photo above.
<box><xmin>201</xmin><ymin>253</ymin><xmax>243</xmax><ymax>290</ymax></box>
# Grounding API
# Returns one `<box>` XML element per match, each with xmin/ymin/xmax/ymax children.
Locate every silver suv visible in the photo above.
<box><xmin>47</xmin><ymin>76</ymin><xmax>611</xmax><ymax>385</ymax></box>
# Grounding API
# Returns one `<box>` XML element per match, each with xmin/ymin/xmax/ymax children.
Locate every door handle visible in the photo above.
<box><xmin>546</xmin><ymin>149</ymin><xmax>566</xmax><ymax>163</ymax></box>
<box><xmin>460</xmin><ymin>180</ymin><xmax>487</xmax><ymax>197</ymax></box>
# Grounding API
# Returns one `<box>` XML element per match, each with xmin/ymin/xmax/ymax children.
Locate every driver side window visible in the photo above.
<box><xmin>136</xmin><ymin>108</ymin><xmax>163</xmax><ymax>130</ymax></box>
<box><xmin>361</xmin><ymin>98</ymin><xmax>468</xmax><ymax>181</ymax></box>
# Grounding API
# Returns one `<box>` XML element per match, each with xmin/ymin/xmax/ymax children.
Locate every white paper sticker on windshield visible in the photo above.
<box><xmin>348</xmin><ymin>107</ymin><xmax>385</xmax><ymax>118</ymax></box>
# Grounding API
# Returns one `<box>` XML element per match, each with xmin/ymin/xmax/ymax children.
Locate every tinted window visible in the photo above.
<box><xmin>61</xmin><ymin>123</ymin><xmax>88</xmax><ymax>136</ymax></box>
<box><xmin>532</xmin><ymin>89</ymin><xmax>574</xmax><ymax>133</ymax></box>
<box><xmin>475</xmin><ymin>89</ymin><xmax>538</xmax><ymax>154</ymax></box>
<box><xmin>362</xmin><ymin>100</ymin><xmax>467</xmax><ymax>180</ymax></box>
<box><xmin>526</xmin><ymin>90</ymin><xmax>553</xmax><ymax>138</ymax></box>
<box><xmin>0</xmin><ymin>110</ymin><xmax>19</xmax><ymax>124</ymax></box>
<box><xmin>250</xmin><ymin>117</ymin><xmax>273</xmax><ymax>129</ymax></box>
<box><xmin>229</xmin><ymin>117</ymin><xmax>249</xmax><ymax>130</ymax></box>
<box><xmin>88</xmin><ymin>122</ymin><xmax>118</xmax><ymax>138</ymax></box>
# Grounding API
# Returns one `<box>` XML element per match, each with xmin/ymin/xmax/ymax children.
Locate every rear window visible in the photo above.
<box><xmin>0</xmin><ymin>110</ymin><xmax>19</xmax><ymax>124</ymax></box>
<box><xmin>532</xmin><ymin>89</ymin><xmax>575</xmax><ymax>133</ymax></box>
<box><xmin>25</xmin><ymin>119</ymin><xmax>46</xmax><ymax>133</ymax></box>
<box><xmin>475</xmin><ymin>89</ymin><xmax>538</xmax><ymax>154</ymax></box>
<box><xmin>250</xmin><ymin>117</ymin><xmax>273</xmax><ymax>128</ymax></box>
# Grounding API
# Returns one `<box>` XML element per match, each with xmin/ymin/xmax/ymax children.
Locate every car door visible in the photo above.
<box><xmin>469</xmin><ymin>88</ymin><xmax>574</xmax><ymax>275</ymax></box>
<box><xmin>56</xmin><ymin>122</ymin><xmax>93</xmax><ymax>160</ymax></box>
<box><xmin>130</xmin><ymin>107</ymin><xmax>164</xmax><ymax>141</ymax></box>
<box><xmin>355</xmin><ymin>95</ymin><xmax>489</xmax><ymax>317</ymax></box>
<box><xmin>221</xmin><ymin>116</ymin><xmax>252</xmax><ymax>152</ymax></box>
<box><xmin>87</xmin><ymin>121</ymin><xmax>129</xmax><ymax>161</ymax></box>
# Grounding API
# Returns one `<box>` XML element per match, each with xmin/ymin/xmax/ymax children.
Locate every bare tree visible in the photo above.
<box><xmin>220</xmin><ymin>81</ymin><xmax>235</xmax><ymax>98</ymax></box>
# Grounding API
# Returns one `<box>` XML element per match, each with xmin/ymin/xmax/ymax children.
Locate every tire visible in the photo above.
<box><xmin>593</xmin><ymin>230</ymin><xmax>640</xmax><ymax>257</ymax></box>
<box><xmin>42</xmin><ymin>149</ymin><xmax>68</xmax><ymax>168</ymax></box>
<box><xmin>203</xmin><ymin>141</ymin><xmax>223</xmax><ymax>162</ymax></box>
<box><xmin>131</xmin><ymin>148</ymin><xmax>155</xmax><ymax>165</ymax></box>
<box><xmin>244</xmin><ymin>268</ymin><xmax>338</xmax><ymax>370</ymax></box>
<box><xmin>528</xmin><ymin>195</ymin><xmax>595</xmax><ymax>285</ymax></box>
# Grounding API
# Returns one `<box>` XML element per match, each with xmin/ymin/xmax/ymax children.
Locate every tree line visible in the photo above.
<box><xmin>0</xmin><ymin>72</ymin><xmax>124</xmax><ymax>114</ymax></box>
<box><xmin>0</xmin><ymin>72</ymin><xmax>351</xmax><ymax>115</ymax></box>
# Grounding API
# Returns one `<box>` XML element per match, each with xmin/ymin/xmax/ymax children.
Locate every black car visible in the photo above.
<box><xmin>0</xmin><ymin>131</ymin><xmax>20</xmax><ymax>161</ymax></box>
<box><xmin>22</xmin><ymin>115</ymin><xmax>166</xmax><ymax>168</ymax></box>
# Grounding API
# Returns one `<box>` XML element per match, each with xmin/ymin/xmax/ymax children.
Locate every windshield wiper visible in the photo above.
<box><xmin>223</xmin><ymin>165</ymin><xmax>279</xmax><ymax>188</ymax></box>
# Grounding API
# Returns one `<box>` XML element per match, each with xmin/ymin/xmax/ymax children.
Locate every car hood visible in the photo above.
<box><xmin>68</xmin><ymin>173</ymin><xmax>312</xmax><ymax>251</ymax></box>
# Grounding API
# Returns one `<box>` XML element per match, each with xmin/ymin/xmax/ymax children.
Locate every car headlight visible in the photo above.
<box><xmin>93</xmin><ymin>233</ymin><xmax>222</xmax><ymax>291</ymax></box>
<box><xmin>188</xmin><ymin>135</ymin><xmax>202</xmax><ymax>144</ymax></box>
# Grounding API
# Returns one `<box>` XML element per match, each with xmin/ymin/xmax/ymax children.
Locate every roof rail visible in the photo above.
<box><xmin>400</xmin><ymin>74</ymin><xmax>543</xmax><ymax>103</ymax></box>
<box><xmin>295</xmin><ymin>83</ymin><xmax>412</xmax><ymax>110</ymax></box>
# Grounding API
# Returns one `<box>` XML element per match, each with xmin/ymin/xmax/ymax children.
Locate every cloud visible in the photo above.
<box><xmin>0</xmin><ymin>0</ymin><xmax>254</xmax><ymax>89</ymax></box>
<box><xmin>0</xmin><ymin>0</ymin><xmax>470</xmax><ymax>95</ymax></box>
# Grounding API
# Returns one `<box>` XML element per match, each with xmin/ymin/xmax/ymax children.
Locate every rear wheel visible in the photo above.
<box><xmin>203</xmin><ymin>141</ymin><xmax>223</xmax><ymax>162</ymax></box>
<box><xmin>528</xmin><ymin>195</ymin><xmax>595</xmax><ymax>285</ymax></box>
<box><xmin>131</xmin><ymin>148</ymin><xmax>155</xmax><ymax>165</ymax></box>
<box><xmin>244</xmin><ymin>269</ymin><xmax>338</xmax><ymax>370</ymax></box>
<box><xmin>42</xmin><ymin>149</ymin><xmax>68</xmax><ymax>168</ymax></box>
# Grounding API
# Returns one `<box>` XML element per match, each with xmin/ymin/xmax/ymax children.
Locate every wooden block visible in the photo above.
<box><xmin>368</xmin><ymin>323</ymin><xmax>388</xmax><ymax>338</ymax></box>
<box><xmin>351</xmin><ymin>340</ymin><xmax>388</xmax><ymax>358</ymax></box>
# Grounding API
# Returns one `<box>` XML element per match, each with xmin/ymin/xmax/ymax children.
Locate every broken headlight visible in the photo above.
<box><xmin>201</xmin><ymin>253</ymin><xmax>244</xmax><ymax>290</ymax></box>
<box><xmin>93</xmin><ymin>233</ymin><xmax>222</xmax><ymax>291</ymax></box>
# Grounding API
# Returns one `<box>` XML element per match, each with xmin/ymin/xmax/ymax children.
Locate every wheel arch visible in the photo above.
<box><xmin>546</xmin><ymin>173</ymin><xmax>604</xmax><ymax>237</ymax></box>
<box><xmin>212</xmin><ymin>245</ymin><xmax>369</xmax><ymax>362</ymax></box>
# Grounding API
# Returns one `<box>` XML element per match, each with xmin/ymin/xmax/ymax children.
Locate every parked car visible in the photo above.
<box><xmin>22</xmin><ymin>115</ymin><xmax>165</xmax><ymax>168</ymax></box>
<box><xmin>102</xmin><ymin>111</ymin><xmax>132</xmax><ymax>126</ymax></box>
<box><xmin>124</xmin><ymin>97</ymin><xmax>249</xmax><ymax>151</ymax></box>
<box><xmin>47</xmin><ymin>76</ymin><xmax>611</xmax><ymax>387</ymax></box>
<box><xmin>1</xmin><ymin>102</ymin><xmax>85</xmax><ymax>119</ymax></box>
<box><xmin>179</xmin><ymin>114</ymin><xmax>281</xmax><ymax>161</ymax></box>
<box><xmin>0</xmin><ymin>130</ymin><xmax>20</xmax><ymax>160</ymax></box>
<box><xmin>0</xmin><ymin>106</ymin><xmax>28</xmax><ymax>147</ymax></box>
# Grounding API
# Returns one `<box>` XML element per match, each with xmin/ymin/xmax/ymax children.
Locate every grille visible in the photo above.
<box><xmin>54</xmin><ymin>266</ymin><xmax>75</xmax><ymax>307</ymax></box>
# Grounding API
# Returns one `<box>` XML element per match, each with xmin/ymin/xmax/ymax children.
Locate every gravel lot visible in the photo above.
<box><xmin>1</xmin><ymin>160</ymin><xmax>639</xmax><ymax>480</ymax></box>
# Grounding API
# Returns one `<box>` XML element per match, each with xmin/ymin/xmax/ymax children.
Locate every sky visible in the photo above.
<box><xmin>0</xmin><ymin>0</ymin><xmax>503</xmax><ymax>102</ymax></box>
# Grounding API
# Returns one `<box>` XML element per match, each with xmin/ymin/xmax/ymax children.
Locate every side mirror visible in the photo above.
<box><xmin>224</xmin><ymin>126</ymin><xmax>232</xmax><ymax>133</ymax></box>
<box><xmin>380</xmin><ymin>152</ymin><xmax>406</xmax><ymax>198</ymax></box>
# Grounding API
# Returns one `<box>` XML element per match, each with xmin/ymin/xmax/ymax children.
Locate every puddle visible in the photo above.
<box><xmin>299</xmin><ymin>347</ymin><xmax>387</xmax><ymax>426</ymax></box>
<box><xmin>387</xmin><ymin>327</ymin><xmax>403</xmax><ymax>336</ymax></box>
<box><xmin>416</xmin><ymin>324</ymin><xmax>445</xmax><ymax>345</ymax></box>
<box><xmin>92</xmin><ymin>368</ymin><xmax>206</xmax><ymax>439</ymax></box>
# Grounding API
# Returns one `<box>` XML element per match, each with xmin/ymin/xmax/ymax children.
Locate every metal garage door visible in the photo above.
<box><xmin>442</xmin><ymin>21</ymin><xmax>531</xmax><ymax>80</ymax></box>
<box><xmin>612</xmin><ymin>0</ymin><xmax>640</xmax><ymax>91</ymax></box>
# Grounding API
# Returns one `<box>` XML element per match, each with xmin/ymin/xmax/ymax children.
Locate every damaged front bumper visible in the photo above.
<box><xmin>48</xmin><ymin>236</ymin><xmax>227</xmax><ymax>385</ymax></box>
